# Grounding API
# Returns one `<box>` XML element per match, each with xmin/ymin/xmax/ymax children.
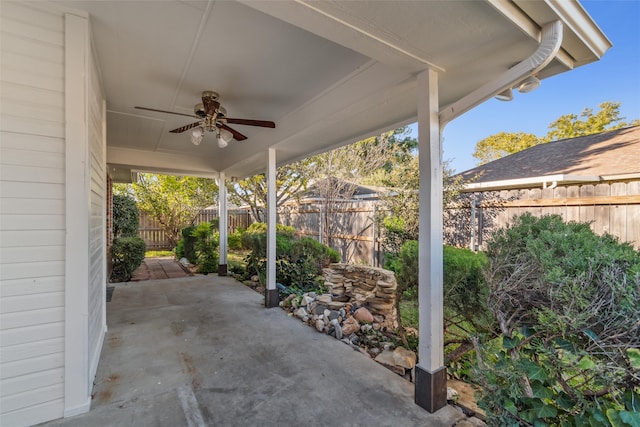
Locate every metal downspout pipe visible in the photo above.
<box><xmin>439</xmin><ymin>20</ymin><xmax>564</xmax><ymax>126</ymax></box>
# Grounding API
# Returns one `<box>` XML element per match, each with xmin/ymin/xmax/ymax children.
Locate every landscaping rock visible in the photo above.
<box><xmin>315</xmin><ymin>319</ymin><xmax>325</xmax><ymax>332</ymax></box>
<box><xmin>392</xmin><ymin>347</ymin><xmax>416</xmax><ymax>369</ymax></box>
<box><xmin>354</xmin><ymin>307</ymin><xmax>374</xmax><ymax>323</ymax></box>
<box><xmin>317</xmin><ymin>294</ymin><xmax>332</xmax><ymax>304</ymax></box>
<box><xmin>295</xmin><ymin>307</ymin><xmax>308</xmax><ymax>319</ymax></box>
<box><xmin>330</xmin><ymin>319</ymin><xmax>342</xmax><ymax>340</ymax></box>
<box><xmin>342</xmin><ymin>317</ymin><xmax>360</xmax><ymax>335</ymax></box>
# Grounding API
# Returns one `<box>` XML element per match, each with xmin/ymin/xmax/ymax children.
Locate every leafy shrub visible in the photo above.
<box><xmin>240</xmin><ymin>223</ymin><xmax>337</xmax><ymax>294</ymax></box>
<box><xmin>191</xmin><ymin>222</ymin><xmax>219</xmax><ymax>274</ymax></box>
<box><xmin>113</xmin><ymin>194</ymin><xmax>139</xmax><ymax>238</ymax></box>
<box><xmin>111</xmin><ymin>236</ymin><xmax>146</xmax><ymax>282</ymax></box>
<box><xmin>476</xmin><ymin>214</ymin><xmax>640</xmax><ymax>426</ymax></box>
<box><xmin>175</xmin><ymin>225</ymin><xmax>197</xmax><ymax>262</ymax></box>
<box><xmin>390</xmin><ymin>241</ymin><xmax>492</xmax><ymax>367</ymax></box>
<box><xmin>228</xmin><ymin>228</ymin><xmax>244</xmax><ymax>250</ymax></box>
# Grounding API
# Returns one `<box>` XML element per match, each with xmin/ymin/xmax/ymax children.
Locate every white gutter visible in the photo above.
<box><xmin>439</xmin><ymin>20</ymin><xmax>563</xmax><ymax>126</ymax></box>
<box><xmin>463</xmin><ymin>174</ymin><xmax>601</xmax><ymax>192</ymax></box>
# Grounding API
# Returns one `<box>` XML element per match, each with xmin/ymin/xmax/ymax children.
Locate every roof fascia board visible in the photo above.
<box><xmin>440</xmin><ymin>20</ymin><xmax>563</xmax><ymax>125</ymax></box>
<box><xmin>522</xmin><ymin>0</ymin><xmax>612</xmax><ymax>63</ymax></box>
<box><xmin>463</xmin><ymin>174</ymin><xmax>602</xmax><ymax>192</ymax></box>
<box><xmin>486</xmin><ymin>0</ymin><xmax>575</xmax><ymax>69</ymax></box>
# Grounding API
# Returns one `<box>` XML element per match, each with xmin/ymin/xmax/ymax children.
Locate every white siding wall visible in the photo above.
<box><xmin>87</xmin><ymin>42</ymin><xmax>107</xmax><ymax>389</ymax></box>
<box><xmin>0</xmin><ymin>2</ymin><xmax>66</xmax><ymax>425</ymax></box>
<box><xmin>1</xmin><ymin>3</ymin><xmax>107</xmax><ymax>425</ymax></box>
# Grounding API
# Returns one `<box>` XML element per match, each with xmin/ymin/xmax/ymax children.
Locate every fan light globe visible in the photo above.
<box><xmin>190</xmin><ymin>127</ymin><xmax>204</xmax><ymax>145</ymax></box>
<box><xmin>217</xmin><ymin>128</ymin><xmax>233</xmax><ymax>148</ymax></box>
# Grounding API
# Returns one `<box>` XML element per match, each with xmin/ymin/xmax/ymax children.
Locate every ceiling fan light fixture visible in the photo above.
<box><xmin>495</xmin><ymin>88</ymin><xmax>513</xmax><ymax>101</ymax></box>
<box><xmin>517</xmin><ymin>76</ymin><xmax>540</xmax><ymax>93</ymax></box>
<box><xmin>190</xmin><ymin>126</ymin><xmax>204</xmax><ymax>145</ymax></box>
<box><xmin>217</xmin><ymin>128</ymin><xmax>233</xmax><ymax>148</ymax></box>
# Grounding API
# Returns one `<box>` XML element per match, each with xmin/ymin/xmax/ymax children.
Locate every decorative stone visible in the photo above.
<box><xmin>315</xmin><ymin>319</ymin><xmax>325</xmax><ymax>332</ymax></box>
<box><xmin>342</xmin><ymin>317</ymin><xmax>360</xmax><ymax>335</ymax></box>
<box><xmin>328</xmin><ymin>310</ymin><xmax>340</xmax><ymax>321</ymax></box>
<box><xmin>251</xmin><ymin>275</ymin><xmax>259</xmax><ymax>282</ymax></box>
<box><xmin>447</xmin><ymin>387</ymin><xmax>459</xmax><ymax>401</ymax></box>
<box><xmin>317</xmin><ymin>294</ymin><xmax>332</xmax><ymax>304</ymax></box>
<box><xmin>303</xmin><ymin>295</ymin><xmax>315</xmax><ymax>305</ymax></box>
<box><xmin>323</xmin><ymin>309</ymin><xmax>331</xmax><ymax>318</ymax></box>
<box><xmin>330</xmin><ymin>319</ymin><xmax>342</xmax><ymax>340</ymax></box>
<box><xmin>314</xmin><ymin>304</ymin><xmax>328</xmax><ymax>315</ymax></box>
<box><xmin>374</xmin><ymin>349</ymin><xmax>405</xmax><ymax>375</ymax></box>
<box><xmin>295</xmin><ymin>307</ymin><xmax>307</xmax><ymax>319</ymax></box>
<box><xmin>354</xmin><ymin>307</ymin><xmax>374</xmax><ymax>323</ymax></box>
<box><xmin>392</xmin><ymin>347</ymin><xmax>417</xmax><ymax>369</ymax></box>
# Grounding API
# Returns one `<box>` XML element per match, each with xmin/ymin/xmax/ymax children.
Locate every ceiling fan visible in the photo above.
<box><xmin>135</xmin><ymin>91</ymin><xmax>275</xmax><ymax>148</ymax></box>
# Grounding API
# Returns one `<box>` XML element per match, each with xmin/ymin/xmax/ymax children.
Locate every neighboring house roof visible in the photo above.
<box><xmin>460</xmin><ymin>126</ymin><xmax>640</xmax><ymax>191</ymax></box>
<box><xmin>299</xmin><ymin>177</ymin><xmax>387</xmax><ymax>202</ymax></box>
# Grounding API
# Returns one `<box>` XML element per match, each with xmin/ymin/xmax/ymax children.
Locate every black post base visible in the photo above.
<box><xmin>265</xmin><ymin>288</ymin><xmax>279</xmax><ymax>308</ymax></box>
<box><xmin>415</xmin><ymin>365</ymin><xmax>447</xmax><ymax>413</ymax></box>
<box><xmin>217</xmin><ymin>264</ymin><xmax>227</xmax><ymax>276</ymax></box>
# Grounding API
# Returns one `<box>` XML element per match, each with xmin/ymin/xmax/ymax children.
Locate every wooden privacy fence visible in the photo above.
<box><xmin>277</xmin><ymin>201</ymin><xmax>381</xmax><ymax>266</ymax></box>
<box><xmin>138</xmin><ymin>209</ymin><xmax>253</xmax><ymax>250</ymax></box>
<box><xmin>448</xmin><ymin>182</ymin><xmax>640</xmax><ymax>250</ymax></box>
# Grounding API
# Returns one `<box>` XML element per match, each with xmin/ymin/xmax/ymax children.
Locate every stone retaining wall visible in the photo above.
<box><xmin>322</xmin><ymin>263</ymin><xmax>398</xmax><ymax>329</ymax></box>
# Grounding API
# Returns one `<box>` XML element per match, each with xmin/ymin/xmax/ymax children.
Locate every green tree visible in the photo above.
<box><xmin>124</xmin><ymin>174</ymin><xmax>218</xmax><ymax>247</ymax></box>
<box><xmin>226</xmin><ymin>160</ymin><xmax>311</xmax><ymax>222</ymax></box>
<box><xmin>546</xmin><ymin>101</ymin><xmax>638</xmax><ymax>140</ymax></box>
<box><xmin>472</xmin><ymin>101</ymin><xmax>639</xmax><ymax>165</ymax></box>
<box><xmin>472</xmin><ymin>132</ymin><xmax>541</xmax><ymax>165</ymax></box>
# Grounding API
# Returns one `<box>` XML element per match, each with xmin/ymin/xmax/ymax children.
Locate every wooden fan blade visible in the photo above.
<box><xmin>169</xmin><ymin>122</ymin><xmax>202</xmax><ymax>133</ymax></box>
<box><xmin>226</xmin><ymin>118</ymin><xmax>276</xmax><ymax>128</ymax></box>
<box><xmin>221</xmin><ymin>124</ymin><xmax>247</xmax><ymax>141</ymax></box>
<box><xmin>135</xmin><ymin>106</ymin><xmax>196</xmax><ymax>118</ymax></box>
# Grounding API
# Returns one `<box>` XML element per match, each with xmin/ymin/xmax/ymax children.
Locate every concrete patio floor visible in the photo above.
<box><xmin>41</xmin><ymin>275</ymin><xmax>466</xmax><ymax>426</ymax></box>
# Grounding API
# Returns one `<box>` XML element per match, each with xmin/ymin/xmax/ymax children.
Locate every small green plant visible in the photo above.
<box><xmin>175</xmin><ymin>225</ymin><xmax>197</xmax><ymax>262</ymax></box>
<box><xmin>111</xmin><ymin>236</ymin><xmax>146</xmax><ymax>282</ymax></box>
<box><xmin>113</xmin><ymin>194</ymin><xmax>139</xmax><ymax>238</ymax></box>
<box><xmin>191</xmin><ymin>222</ymin><xmax>219</xmax><ymax>274</ymax></box>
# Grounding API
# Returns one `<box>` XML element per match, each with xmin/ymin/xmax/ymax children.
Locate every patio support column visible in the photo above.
<box><xmin>415</xmin><ymin>68</ymin><xmax>447</xmax><ymax>413</ymax></box>
<box><xmin>218</xmin><ymin>172</ymin><xmax>228</xmax><ymax>276</ymax></box>
<box><xmin>265</xmin><ymin>148</ymin><xmax>279</xmax><ymax>307</ymax></box>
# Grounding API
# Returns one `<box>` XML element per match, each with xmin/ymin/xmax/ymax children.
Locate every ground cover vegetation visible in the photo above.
<box><xmin>110</xmin><ymin>194</ymin><xmax>146</xmax><ymax>282</ymax></box>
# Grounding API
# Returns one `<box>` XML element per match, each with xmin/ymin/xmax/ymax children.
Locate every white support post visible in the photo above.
<box><xmin>64</xmin><ymin>12</ymin><xmax>91</xmax><ymax>417</ymax></box>
<box><xmin>415</xmin><ymin>68</ymin><xmax>447</xmax><ymax>413</ymax></box>
<box><xmin>218</xmin><ymin>172</ymin><xmax>228</xmax><ymax>276</ymax></box>
<box><xmin>265</xmin><ymin>148</ymin><xmax>279</xmax><ymax>307</ymax></box>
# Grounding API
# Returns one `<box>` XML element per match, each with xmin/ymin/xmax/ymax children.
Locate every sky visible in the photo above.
<box><xmin>409</xmin><ymin>0</ymin><xmax>640</xmax><ymax>174</ymax></box>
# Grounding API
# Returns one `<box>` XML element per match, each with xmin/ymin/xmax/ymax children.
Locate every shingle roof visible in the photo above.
<box><xmin>460</xmin><ymin>126</ymin><xmax>640</xmax><ymax>183</ymax></box>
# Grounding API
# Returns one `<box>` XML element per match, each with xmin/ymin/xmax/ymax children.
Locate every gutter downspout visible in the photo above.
<box><xmin>439</xmin><ymin>20</ymin><xmax>564</xmax><ymax>126</ymax></box>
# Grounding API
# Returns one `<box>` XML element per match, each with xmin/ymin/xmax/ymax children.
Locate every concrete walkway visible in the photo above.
<box><xmin>130</xmin><ymin>257</ymin><xmax>192</xmax><ymax>281</ymax></box>
<box><xmin>42</xmin><ymin>276</ymin><xmax>465</xmax><ymax>427</ymax></box>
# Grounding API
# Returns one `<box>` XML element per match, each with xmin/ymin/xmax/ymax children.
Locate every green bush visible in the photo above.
<box><xmin>477</xmin><ymin>214</ymin><xmax>640</xmax><ymax>426</ymax></box>
<box><xmin>392</xmin><ymin>241</ymin><xmax>492</xmax><ymax>367</ymax></box>
<box><xmin>191</xmin><ymin>222</ymin><xmax>219</xmax><ymax>274</ymax></box>
<box><xmin>113</xmin><ymin>194</ymin><xmax>139</xmax><ymax>238</ymax></box>
<box><xmin>111</xmin><ymin>236</ymin><xmax>146</xmax><ymax>282</ymax></box>
<box><xmin>228</xmin><ymin>228</ymin><xmax>244</xmax><ymax>250</ymax></box>
<box><xmin>240</xmin><ymin>223</ymin><xmax>337</xmax><ymax>295</ymax></box>
<box><xmin>175</xmin><ymin>225</ymin><xmax>197</xmax><ymax>262</ymax></box>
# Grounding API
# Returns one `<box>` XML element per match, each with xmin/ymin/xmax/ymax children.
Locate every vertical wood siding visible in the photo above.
<box><xmin>0</xmin><ymin>2</ymin><xmax>66</xmax><ymax>425</ymax></box>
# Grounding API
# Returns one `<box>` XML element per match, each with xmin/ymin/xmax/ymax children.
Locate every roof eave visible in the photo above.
<box><xmin>462</xmin><ymin>174</ymin><xmax>602</xmax><ymax>192</ymax></box>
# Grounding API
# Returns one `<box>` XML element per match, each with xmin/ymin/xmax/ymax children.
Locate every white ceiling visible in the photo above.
<box><xmin>56</xmin><ymin>0</ymin><xmax>610</xmax><ymax>180</ymax></box>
